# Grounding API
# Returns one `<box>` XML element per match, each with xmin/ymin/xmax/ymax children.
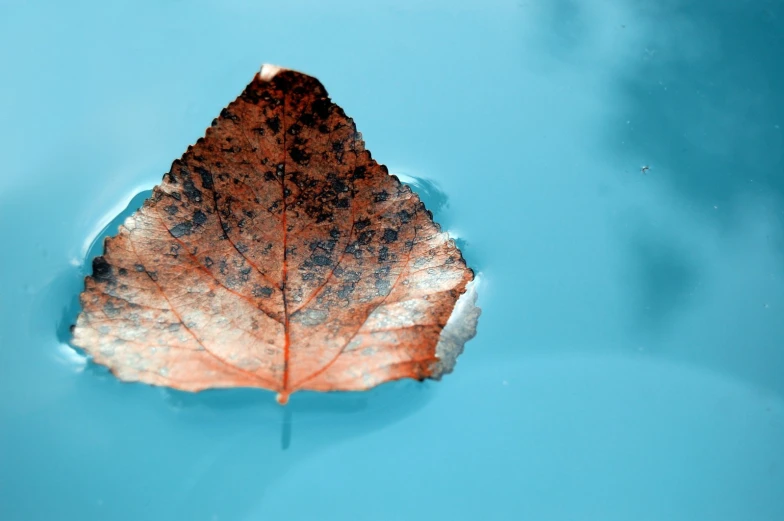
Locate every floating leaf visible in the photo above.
<box><xmin>72</xmin><ymin>65</ymin><xmax>479</xmax><ymax>404</ymax></box>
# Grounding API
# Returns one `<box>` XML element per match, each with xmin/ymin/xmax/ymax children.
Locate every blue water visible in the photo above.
<box><xmin>2</xmin><ymin>1</ymin><xmax>783</xmax><ymax>520</ymax></box>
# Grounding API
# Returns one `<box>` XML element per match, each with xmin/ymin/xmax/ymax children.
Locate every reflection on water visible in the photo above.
<box><xmin>396</xmin><ymin>173</ymin><xmax>448</xmax><ymax>215</ymax></box>
<box><xmin>621</xmin><ymin>218</ymin><xmax>701</xmax><ymax>336</ymax></box>
<box><xmin>397</xmin><ymin>172</ymin><xmax>478</xmax><ymax>270</ymax></box>
<box><xmin>609</xmin><ymin>1</ymin><xmax>784</xmax><ymax>234</ymax></box>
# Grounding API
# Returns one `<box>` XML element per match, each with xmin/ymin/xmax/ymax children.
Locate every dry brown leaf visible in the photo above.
<box><xmin>72</xmin><ymin>64</ymin><xmax>479</xmax><ymax>404</ymax></box>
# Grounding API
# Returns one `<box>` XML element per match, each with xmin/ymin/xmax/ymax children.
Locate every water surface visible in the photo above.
<box><xmin>1</xmin><ymin>1</ymin><xmax>783</xmax><ymax>520</ymax></box>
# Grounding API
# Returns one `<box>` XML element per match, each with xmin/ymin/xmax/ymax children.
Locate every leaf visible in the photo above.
<box><xmin>72</xmin><ymin>64</ymin><xmax>479</xmax><ymax>404</ymax></box>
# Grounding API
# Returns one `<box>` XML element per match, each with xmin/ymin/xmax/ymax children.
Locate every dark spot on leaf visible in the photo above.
<box><xmin>352</xmin><ymin>166</ymin><xmax>366</xmax><ymax>180</ymax></box>
<box><xmin>103</xmin><ymin>301</ymin><xmax>121</xmax><ymax>318</ymax></box>
<box><xmin>358</xmin><ymin>230</ymin><xmax>375</xmax><ymax>245</ymax></box>
<box><xmin>382</xmin><ymin>229</ymin><xmax>398</xmax><ymax>243</ymax></box>
<box><xmin>183</xmin><ymin>179</ymin><xmax>203</xmax><ymax>203</ymax></box>
<box><xmin>170</xmin><ymin>222</ymin><xmax>193</xmax><ymax>238</ymax></box>
<box><xmin>375</xmin><ymin>278</ymin><xmax>391</xmax><ymax>296</ymax></box>
<box><xmin>220</xmin><ymin>108</ymin><xmax>239</xmax><ymax>121</ymax></box>
<box><xmin>312</xmin><ymin>255</ymin><xmax>331</xmax><ymax>267</ymax></box>
<box><xmin>329</xmin><ymin>176</ymin><xmax>348</xmax><ymax>193</ymax></box>
<box><xmin>241</xmin><ymin>88</ymin><xmax>260</xmax><ymax>104</ymax></box>
<box><xmin>300</xmin><ymin>113</ymin><xmax>315</xmax><ymax>127</ymax></box>
<box><xmin>266</xmin><ymin>116</ymin><xmax>280</xmax><ymax>134</ymax></box>
<box><xmin>195</xmin><ymin>167</ymin><xmax>214</xmax><ymax>190</ymax></box>
<box><xmin>224</xmin><ymin>275</ymin><xmax>241</xmax><ymax>289</ymax></box>
<box><xmin>252</xmin><ymin>285</ymin><xmax>273</xmax><ymax>298</ymax></box>
<box><xmin>289</xmin><ymin>147</ymin><xmax>310</xmax><ymax>165</ymax></box>
<box><xmin>92</xmin><ymin>257</ymin><xmax>114</xmax><ymax>283</ymax></box>
<box><xmin>337</xmin><ymin>283</ymin><xmax>355</xmax><ymax>299</ymax></box>
<box><xmin>311</xmin><ymin>98</ymin><xmax>331</xmax><ymax>120</ymax></box>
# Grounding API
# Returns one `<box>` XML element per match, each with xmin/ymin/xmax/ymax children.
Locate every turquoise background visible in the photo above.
<box><xmin>1</xmin><ymin>0</ymin><xmax>783</xmax><ymax>519</ymax></box>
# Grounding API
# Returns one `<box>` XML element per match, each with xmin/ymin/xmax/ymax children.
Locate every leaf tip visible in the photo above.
<box><xmin>276</xmin><ymin>391</ymin><xmax>290</xmax><ymax>405</ymax></box>
<box><xmin>259</xmin><ymin>63</ymin><xmax>285</xmax><ymax>82</ymax></box>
